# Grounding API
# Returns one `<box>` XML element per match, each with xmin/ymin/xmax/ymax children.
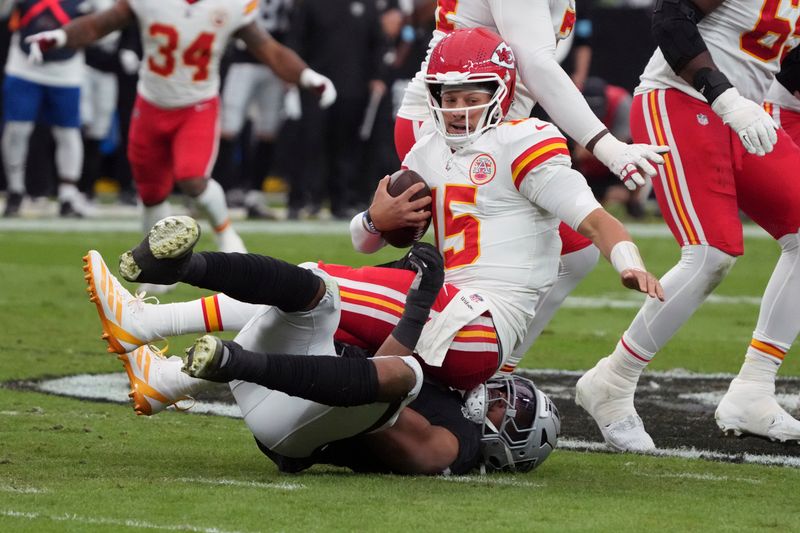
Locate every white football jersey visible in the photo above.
<box><xmin>398</xmin><ymin>0</ymin><xmax>576</xmax><ymax>121</ymax></box>
<box><xmin>402</xmin><ymin>119</ymin><xmax>580</xmax><ymax>359</ymax></box>
<box><xmin>638</xmin><ymin>0</ymin><xmax>800</xmax><ymax>102</ymax></box>
<box><xmin>764</xmin><ymin>79</ymin><xmax>800</xmax><ymax>113</ymax></box>
<box><xmin>130</xmin><ymin>0</ymin><xmax>259</xmax><ymax>108</ymax></box>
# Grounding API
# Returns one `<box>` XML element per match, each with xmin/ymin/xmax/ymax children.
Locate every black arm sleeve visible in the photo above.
<box><xmin>651</xmin><ymin>0</ymin><xmax>708</xmax><ymax>74</ymax></box>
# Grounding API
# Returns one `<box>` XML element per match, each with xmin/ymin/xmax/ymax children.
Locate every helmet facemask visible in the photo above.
<box><xmin>425</xmin><ymin>73</ymin><xmax>508</xmax><ymax>149</ymax></box>
<box><xmin>477</xmin><ymin>375</ymin><xmax>561</xmax><ymax>474</ymax></box>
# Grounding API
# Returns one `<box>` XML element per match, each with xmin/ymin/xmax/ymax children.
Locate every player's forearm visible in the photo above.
<box><xmin>576</xmin><ymin>209</ymin><xmax>633</xmax><ymax>263</ymax></box>
<box><xmin>239</xmin><ymin>23</ymin><xmax>307</xmax><ymax>84</ymax></box>
<box><xmin>64</xmin><ymin>2</ymin><xmax>132</xmax><ymax>48</ymax></box>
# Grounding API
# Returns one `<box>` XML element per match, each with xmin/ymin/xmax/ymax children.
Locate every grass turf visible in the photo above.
<box><xmin>1</xmin><ymin>227</ymin><xmax>798</xmax><ymax>532</ymax></box>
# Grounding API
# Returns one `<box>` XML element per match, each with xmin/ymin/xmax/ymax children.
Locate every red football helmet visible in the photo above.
<box><xmin>425</xmin><ymin>28</ymin><xmax>517</xmax><ymax>147</ymax></box>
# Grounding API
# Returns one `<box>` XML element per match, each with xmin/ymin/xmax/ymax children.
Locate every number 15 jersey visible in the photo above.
<box><xmin>130</xmin><ymin>0</ymin><xmax>258</xmax><ymax>108</ymax></box>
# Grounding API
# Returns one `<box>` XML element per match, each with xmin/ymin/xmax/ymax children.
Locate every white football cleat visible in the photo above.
<box><xmin>715</xmin><ymin>378</ymin><xmax>800</xmax><ymax>442</ymax></box>
<box><xmin>136</xmin><ymin>283</ymin><xmax>176</xmax><ymax>295</ymax></box>
<box><xmin>83</xmin><ymin>250</ymin><xmax>159</xmax><ymax>354</ymax></box>
<box><xmin>575</xmin><ymin>356</ymin><xmax>655</xmax><ymax>452</ymax></box>
<box><xmin>118</xmin><ymin>345</ymin><xmax>203</xmax><ymax>416</ymax></box>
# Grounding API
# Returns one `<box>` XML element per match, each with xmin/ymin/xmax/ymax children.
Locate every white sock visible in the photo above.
<box><xmin>608</xmin><ymin>334</ymin><xmax>654</xmax><ymax>383</ymax></box>
<box><xmin>193</xmin><ymin>178</ymin><xmax>231</xmax><ymax>231</ymax></box>
<box><xmin>733</xmin><ymin>230</ymin><xmax>800</xmax><ymax>386</ymax></box>
<box><xmin>142</xmin><ymin>201</ymin><xmax>172</xmax><ymax>235</ymax></box>
<box><xmin>147</xmin><ymin>294</ymin><xmax>261</xmax><ymax>338</ymax></box>
<box><xmin>507</xmin><ymin>245</ymin><xmax>600</xmax><ymax>369</ymax></box>
<box><xmin>2</xmin><ymin>121</ymin><xmax>34</xmax><ymax>194</ymax></box>
<box><xmin>52</xmin><ymin>126</ymin><xmax>83</xmax><ymax>188</ymax></box>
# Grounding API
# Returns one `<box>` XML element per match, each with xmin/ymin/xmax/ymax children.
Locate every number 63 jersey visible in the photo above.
<box><xmin>638</xmin><ymin>0</ymin><xmax>800</xmax><ymax>102</ymax></box>
<box><xmin>402</xmin><ymin>119</ymin><xmax>599</xmax><ymax>357</ymax></box>
<box><xmin>130</xmin><ymin>0</ymin><xmax>259</xmax><ymax>108</ymax></box>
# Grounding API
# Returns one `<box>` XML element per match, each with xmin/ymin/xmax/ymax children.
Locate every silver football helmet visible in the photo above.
<box><xmin>475</xmin><ymin>374</ymin><xmax>560</xmax><ymax>473</ymax></box>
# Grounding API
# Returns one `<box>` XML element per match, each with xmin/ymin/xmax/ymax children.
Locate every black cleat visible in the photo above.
<box><xmin>3</xmin><ymin>192</ymin><xmax>23</xmax><ymax>217</ymax></box>
<box><xmin>119</xmin><ymin>215</ymin><xmax>200</xmax><ymax>284</ymax></box>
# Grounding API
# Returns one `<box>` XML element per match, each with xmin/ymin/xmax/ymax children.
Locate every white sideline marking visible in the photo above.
<box><xmin>0</xmin><ymin>509</ymin><xmax>249</xmax><ymax>533</ymax></box>
<box><xmin>564</xmin><ymin>293</ymin><xmax>762</xmax><ymax>309</ymax></box>
<box><xmin>175</xmin><ymin>477</ymin><xmax>304</xmax><ymax>491</ymax></box>
<box><xmin>0</xmin><ymin>485</ymin><xmax>47</xmax><ymax>494</ymax></box>
<box><xmin>0</xmin><ymin>218</ymin><xmax>774</xmax><ymax>239</ymax></box>
<box><xmin>626</xmin><ymin>470</ymin><xmax>763</xmax><ymax>484</ymax></box>
<box><xmin>438</xmin><ymin>476</ymin><xmax>543</xmax><ymax>488</ymax></box>
<box><xmin>560</xmin><ymin>439</ymin><xmax>800</xmax><ymax>469</ymax></box>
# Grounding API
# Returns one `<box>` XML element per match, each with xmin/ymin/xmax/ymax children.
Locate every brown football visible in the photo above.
<box><xmin>381</xmin><ymin>169</ymin><xmax>432</xmax><ymax>248</ymax></box>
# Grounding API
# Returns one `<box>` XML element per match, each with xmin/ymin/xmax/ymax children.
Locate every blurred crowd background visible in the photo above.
<box><xmin>0</xmin><ymin>0</ymin><xmax>659</xmax><ymax>220</ymax></box>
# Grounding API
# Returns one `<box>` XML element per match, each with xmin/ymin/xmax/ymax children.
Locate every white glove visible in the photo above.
<box><xmin>283</xmin><ymin>86</ymin><xmax>302</xmax><ymax>120</ymax></box>
<box><xmin>711</xmin><ymin>87</ymin><xmax>778</xmax><ymax>156</ymax></box>
<box><xmin>24</xmin><ymin>29</ymin><xmax>67</xmax><ymax>64</ymax></box>
<box><xmin>119</xmin><ymin>48</ymin><xmax>140</xmax><ymax>76</ymax></box>
<box><xmin>299</xmin><ymin>67</ymin><xmax>337</xmax><ymax>109</ymax></box>
<box><xmin>592</xmin><ymin>133</ymin><xmax>670</xmax><ymax>191</ymax></box>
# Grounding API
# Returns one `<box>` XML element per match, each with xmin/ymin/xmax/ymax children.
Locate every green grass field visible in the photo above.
<box><xmin>2</xmin><ymin>222</ymin><xmax>800</xmax><ymax>532</ymax></box>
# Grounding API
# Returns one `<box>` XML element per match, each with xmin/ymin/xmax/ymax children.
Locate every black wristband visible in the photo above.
<box><xmin>692</xmin><ymin>68</ymin><xmax>733</xmax><ymax>105</ymax></box>
<box><xmin>392</xmin><ymin>301</ymin><xmax>428</xmax><ymax>349</ymax></box>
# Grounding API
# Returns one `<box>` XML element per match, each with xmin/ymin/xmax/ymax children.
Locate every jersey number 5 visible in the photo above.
<box><xmin>148</xmin><ymin>24</ymin><xmax>216</xmax><ymax>81</ymax></box>
<box><xmin>431</xmin><ymin>185</ymin><xmax>481</xmax><ymax>269</ymax></box>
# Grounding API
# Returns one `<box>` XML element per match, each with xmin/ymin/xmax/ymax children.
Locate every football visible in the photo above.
<box><xmin>381</xmin><ymin>169</ymin><xmax>432</xmax><ymax>248</ymax></box>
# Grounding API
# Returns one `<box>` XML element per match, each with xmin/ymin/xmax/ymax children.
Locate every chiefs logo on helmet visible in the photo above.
<box><xmin>491</xmin><ymin>43</ymin><xmax>515</xmax><ymax>69</ymax></box>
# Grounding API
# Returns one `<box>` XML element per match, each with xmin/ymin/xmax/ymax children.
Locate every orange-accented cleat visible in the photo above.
<box><xmin>83</xmin><ymin>249</ymin><xmax>158</xmax><ymax>354</ymax></box>
<box><xmin>118</xmin><ymin>345</ymin><xmax>201</xmax><ymax>416</ymax></box>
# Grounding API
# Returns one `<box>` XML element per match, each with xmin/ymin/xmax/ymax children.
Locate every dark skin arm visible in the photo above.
<box><xmin>235</xmin><ymin>21</ymin><xmax>308</xmax><ymax>84</ymax></box>
<box><xmin>365</xmin><ymin>407</ymin><xmax>460</xmax><ymax>475</ymax></box>
<box><xmin>588</xmin><ymin>0</ymin><xmax>725</xmax><ymax>151</ymax></box>
<box><xmin>62</xmin><ymin>0</ymin><xmax>134</xmax><ymax>48</ymax></box>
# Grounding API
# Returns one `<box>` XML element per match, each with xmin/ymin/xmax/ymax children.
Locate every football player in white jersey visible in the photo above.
<box><xmin>25</xmin><ymin>0</ymin><xmax>335</xmax><ymax>259</ymax></box>
<box><xmin>576</xmin><ymin>0</ymin><xmax>800</xmax><ymax>451</ymax></box>
<box><xmin>350</xmin><ymin>28</ymin><xmax>664</xmax><ymax>389</ymax></box>
<box><xmin>391</xmin><ymin>0</ymin><xmax>671</xmax><ymax>381</ymax></box>
<box><xmin>0</xmin><ymin>0</ymin><xmax>89</xmax><ymax>218</ymax></box>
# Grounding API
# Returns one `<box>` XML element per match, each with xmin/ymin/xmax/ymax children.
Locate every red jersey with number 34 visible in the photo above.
<box><xmin>638</xmin><ymin>0</ymin><xmax>800</xmax><ymax>102</ymax></box>
<box><xmin>130</xmin><ymin>0</ymin><xmax>259</xmax><ymax>108</ymax></box>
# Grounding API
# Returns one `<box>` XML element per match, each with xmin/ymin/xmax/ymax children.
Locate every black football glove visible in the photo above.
<box><xmin>392</xmin><ymin>242</ymin><xmax>444</xmax><ymax>349</ymax></box>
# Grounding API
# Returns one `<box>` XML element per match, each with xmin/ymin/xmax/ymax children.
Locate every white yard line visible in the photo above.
<box><xmin>174</xmin><ymin>477</ymin><xmax>304</xmax><ymax>491</ymax></box>
<box><xmin>0</xmin><ymin>485</ymin><xmax>47</xmax><ymax>494</ymax></box>
<box><xmin>0</xmin><ymin>509</ymin><xmax>249</xmax><ymax>533</ymax></box>
<box><xmin>436</xmin><ymin>476</ymin><xmax>543</xmax><ymax>488</ymax></box>
<box><xmin>0</xmin><ymin>218</ymin><xmax>774</xmax><ymax>239</ymax></box>
<box><xmin>560</xmin><ymin>439</ymin><xmax>800</xmax><ymax>469</ymax></box>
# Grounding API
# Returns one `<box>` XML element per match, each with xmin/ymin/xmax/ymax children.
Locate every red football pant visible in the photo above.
<box><xmin>632</xmin><ymin>89</ymin><xmax>800</xmax><ymax>255</ymax></box>
<box><xmin>319</xmin><ymin>262</ymin><xmax>500</xmax><ymax>390</ymax></box>
<box><xmin>394</xmin><ymin>116</ymin><xmax>592</xmax><ymax>254</ymax></box>
<box><xmin>128</xmin><ymin>95</ymin><xmax>220</xmax><ymax>205</ymax></box>
<box><xmin>765</xmin><ymin>102</ymin><xmax>800</xmax><ymax>146</ymax></box>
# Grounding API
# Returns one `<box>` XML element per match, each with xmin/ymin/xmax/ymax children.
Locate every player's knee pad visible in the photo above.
<box><xmin>678</xmin><ymin>245</ymin><xmax>736</xmax><ymax>289</ymax></box>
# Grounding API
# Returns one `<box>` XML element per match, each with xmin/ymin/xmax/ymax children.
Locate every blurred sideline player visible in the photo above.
<box><xmin>79</xmin><ymin>0</ymin><xmax>121</xmax><ymax>204</ymax></box>
<box><xmin>576</xmin><ymin>0</ymin><xmax>800</xmax><ymax>451</ymax></box>
<box><xmin>216</xmin><ymin>0</ymin><xmax>293</xmax><ymax>220</ymax></box>
<box><xmin>81</xmin><ymin>30</ymin><xmax>665</xmax><ymax>396</ymax></box>
<box><xmin>389</xmin><ymin>0</ymin><xmax>670</xmax><ymax>372</ymax></box>
<box><xmin>1</xmin><ymin>0</ymin><xmax>87</xmax><ymax>217</ymax></box>
<box><xmin>25</xmin><ymin>0</ymin><xmax>336</xmax><ymax>261</ymax></box>
<box><xmin>83</xmin><ymin>223</ymin><xmax>560</xmax><ymax>475</ymax></box>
